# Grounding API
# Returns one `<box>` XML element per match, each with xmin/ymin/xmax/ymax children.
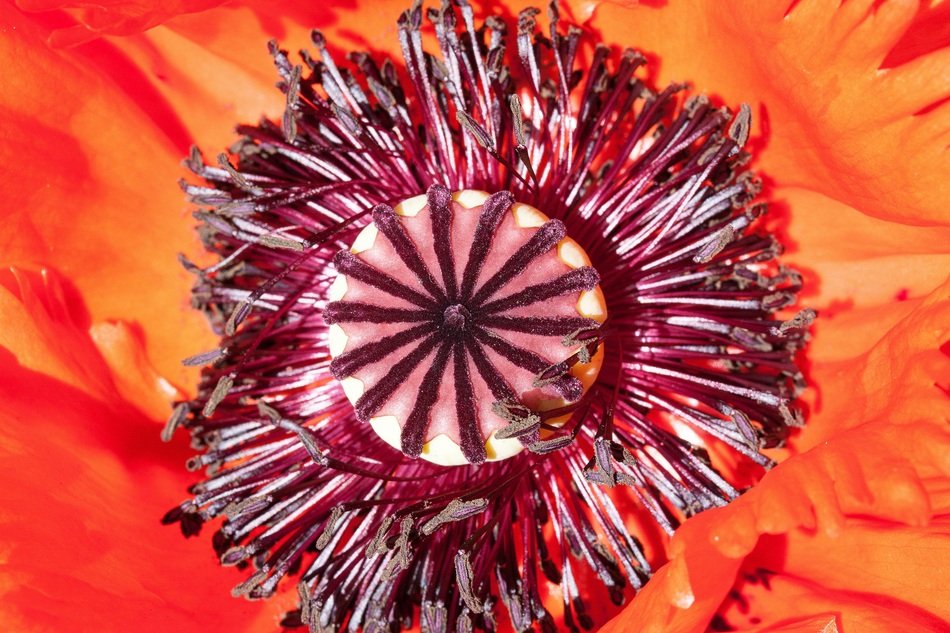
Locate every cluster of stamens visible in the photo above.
<box><xmin>163</xmin><ymin>2</ymin><xmax>812</xmax><ymax>632</ymax></box>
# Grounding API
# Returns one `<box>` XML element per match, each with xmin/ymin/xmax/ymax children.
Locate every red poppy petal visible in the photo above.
<box><xmin>14</xmin><ymin>0</ymin><xmax>228</xmax><ymax>45</ymax></box>
<box><xmin>0</xmin><ymin>267</ymin><xmax>114</xmax><ymax>397</ymax></box>
<box><xmin>588</xmin><ymin>0</ymin><xmax>950</xmax><ymax>226</ymax></box>
<box><xmin>800</xmin><ymin>274</ymin><xmax>950</xmax><ymax>449</ymax></box>
<box><xmin>781</xmin><ymin>188</ymin><xmax>950</xmax><ymax>310</ymax></box>
<box><xmin>748</xmin><ymin>517</ymin><xmax>950</xmax><ymax>623</ymax></box>
<box><xmin>90</xmin><ymin>320</ymin><xmax>183</xmax><ymax>421</ymax></box>
<box><xmin>601</xmin><ymin>276</ymin><xmax>950</xmax><ymax>630</ymax></box>
<box><xmin>723</xmin><ymin>569</ymin><xmax>949</xmax><ymax>632</ymax></box>
<box><xmin>747</xmin><ymin>613</ymin><xmax>840</xmax><ymax>633</ymax></box>
<box><xmin>0</xmin><ymin>268</ymin><xmax>274</xmax><ymax>632</ymax></box>
<box><xmin>91</xmin><ymin>0</ymin><xmax>422</xmax><ymax>153</ymax></box>
<box><xmin>1</xmin><ymin>4</ymin><xmax>216</xmax><ymax>385</ymax></box>
<box><xmin>0</xmin><ymin>266</ymin><xmax>181</xmax><ymax>420</ymax></box>
<box><xmin>601</xmin><ymin>418</ymin><xmax>950</xmax><ymax>632</ymax></box>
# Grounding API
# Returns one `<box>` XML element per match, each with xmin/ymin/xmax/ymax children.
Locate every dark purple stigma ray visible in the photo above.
<box><xmin>400</xmin><ymin>341</ymin><xmax>454</xmax><ymax>457</ymax></box>
<box><xmin>324</xmin><ymin>301</ymin><xmax>432</xmax><ymax>324</ymax></box>
<box><xmin>463</xmin><ymin>331</ymin><xmax>521</xmax><ymax>406</ymax></box>
<box><xmin>372</xmin><ymin>203</ymin><xmax>448</xmax><ymax>304</ymax></box>
<box><xmin>329</xmin><ymin>322</ymin><xmax>436</xmax><ymax>380</ymax></box>
<box><xmin>475</xmin><ymin>314</ymin><xmax>600</xmax><ymax>336</ymax></box>
<box><xmin>480</xmin><ymin>266</ymin><xmax>600</xmax><ymax>314</ymax></box>
<box><xmin>427</xmin><ymin>185</ymin><xmax>459</xmax><ymax>302</ymax></box>
<box><xmin>457</xmin><ymin>191</ymin><xmax>514</xmax><ymax>302</ymax></box>
<box><xmin>452</xmin><ymin>341</ymin><xmax>488</xmax><ymax>464</ymax></box>
<box><xmin>467</xmin><ymin>219</ymin><xmax>567</xmax><ymax>307</ymax></box>
<box><xmin>353</xmin><ymin>333</ymin><xmax>442</xmax><ymax>421</ymax></box>
<box><xmin>332</xmin><ymin>250</ymin><xmax>439</xmax><ymax>310</ymax></box>
<box><xmin>470</xmin><ymin>327</ymin><xmax>583</xmax><ymax>401</ymax></box>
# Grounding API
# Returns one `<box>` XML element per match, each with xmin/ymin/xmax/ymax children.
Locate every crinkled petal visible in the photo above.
<box><xmin>601</xmin><ymin>418</ymin><xmax>950</xmax><ymax>632</ymax></box>
<box><xmin>781</xmin><ymin>188</ymin><xmax>950</xmax><ymax>310</ymax></box>
<box><xmin>1</xmin><ymin>4</ymin><xmax>216</xmax><ymax>384</ymax></box>
<box><xmin>69</xmin><ymin>0</ymin><xmax>440</xmax><ymax>155</ymax></box>
<box><xmin>801</xmin><ymin>273</ymin><xmax>950</xmax><ymax>449</ymax></box>
<box><xmin>0</xmin><ymin>268</ymin><xmax>272</xmax><ymax>632</ymax></box>
<box><xmin>590</xmin><ymin>0</ymin><xmax>950</xmax><ymax>225</ymax></box>
<box><xmin>722</xmin><ymin>565</ymin><xmax>950</xmax><ymax>632</ymax></box>
<box><xmin>0</xmin><ymin>267</ymin><xmax>177</xmax><ymax>420</ymax></box>
<box><xmin>14</xmin><ymin>0</ymin><xmax>228</xmax><ymax>46</ymax></box>
<box><xmin>603</xmin><ymin>274</ymin><xmax>950</xmax><ymax>631</ymax></box>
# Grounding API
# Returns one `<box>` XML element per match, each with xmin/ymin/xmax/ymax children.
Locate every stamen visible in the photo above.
<box><xmin>202</xmin><ymin>374</ymin><xmax>234</xmax><ymax>417</ymax></box>
<box><xmin>420</xmin><ymin>498</ymin><xmax>489</xmax><ymax>535</ymax></box>
<box><xmin>181</xmin><ymin>348</ymin><xmax>228</xmax><ymax>367</ymax></box>
<box><xmin>258</xmin><ymin>234</ymin><xmax>307</xmax><ymax>251</ymax></box>
<box><xmin>161</xmin><ymin>403</ymin><xmax>189</xmax><ymax>442</ymax></box>
<box><xmin>773</xmin><ymin>307</ymin><xmax>817</xmax><ymax>335</ymax></box>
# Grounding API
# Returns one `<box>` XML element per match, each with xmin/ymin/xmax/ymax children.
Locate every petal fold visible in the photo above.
<box><xmin>588</xmin><ymin>0</ymin><xmax>950</xmax><ymax>225</ymax></box>
<box><xmin>0</xmin><ymin>267</ymin><xmax>271</xmax><ymax>632</ymax></box>
<box><xmin>1</xmin><ymin>4</ymin><xmax>216</xmax><ymax>383</ymax></box>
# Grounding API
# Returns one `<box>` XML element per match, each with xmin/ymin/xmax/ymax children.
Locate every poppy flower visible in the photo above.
<box><xmin>0</xmin><ymin>1</ymin><xmax>947</xmax><ymax>632</ymax></box>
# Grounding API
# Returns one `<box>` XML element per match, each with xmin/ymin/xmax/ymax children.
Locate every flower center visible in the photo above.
<box><xmin>325</xmin><ymin>185</ymin><xmax>607</xmax><ymax>466</ymax></box>
<box><xmin>441</xmin><ymin>304</ymin><xmax>471</xmax><ymax>332</ymax></box>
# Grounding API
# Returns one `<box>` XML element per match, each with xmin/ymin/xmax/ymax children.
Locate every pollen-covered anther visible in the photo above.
<box><xmin>326</xmin><ymin>186</ymin><xmax>607</xmax><ymax>465</ymax></box>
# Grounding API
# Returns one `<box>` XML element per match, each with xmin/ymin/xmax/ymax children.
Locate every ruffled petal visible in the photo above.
<box><xmin>724</xmin><ymin>580</ymin><xmax>944</xmax><ymax>632</ymax></box>
<box><xmin>1</xmin><ymin>4</ymin><xmax>216</xmax><ymax>384</ymax></box>
<box><xmin>14</xmin><ymin>0</ymin><xmax>228</xmax><ymax>46</ymax></box>
<box><xmin>602</xmin><ymin>273</ymin><xmax>950</xmax><ymax>631</ymax></box>
<box><xmin>800</xmin><ymin>274</ymin><xmax>950</xmax><ymax>449</ymax></box>
<box><xmin>107</xmin><ymin>0</ymin><xmax>537</xmax><ymax>150</ymax></box>
<box><xmin>0</xmin><ymin>268</ymin><xmax>273</xmax><ymax>632</ymax></box>
<box><xmin>90</xmin><ymin>320</ymin><xmax>182</xmax><ymax>421</ymax></box>
<box><xmin>589</xmin><ymin>0</ymin><xmax>950</xmax><ymax>225</ymax></box>
<box><xmin>772</xmin><ymin>187</ymin><xmax>950</xmax><ymax>369</ymax></box>
<box><xmin>601</xmin><ymin>417</ymin><xmax>950</xmax><ymax>632</ymax></box>
<box><xmin>0</xmin><ymin>266</ymin><xmax>178</xmax><ymax>420</ymax></box>
<box><xmin>782</xmin><ymin>188</ymin><xmax>950</xmax><ymax>309</ymax></box>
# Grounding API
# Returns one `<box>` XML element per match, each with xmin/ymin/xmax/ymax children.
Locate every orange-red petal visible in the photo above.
<box><xmin>0</xmin><ymin>268</ymin><xmax>280</xmax><ymax>632</ymax></box>
<box><xmin>601</xmin><ymin>417</ymin><xmax>950</xmax><ymax>633</ymax></box>
<box><xmin>799</xmin><ymin>274</ymin><xmax>950</xmax><ymax>450</ymax></box>
<box><xmin>589</xmin><ymin>0</ymin><xmax>950</xmax><ymax>226</ymax></box>
<box><xmin>14</xmin><ymin>0</ymin><xmax>228</xmax><ymax>46</ymax></box>
<box><xmin>601</xmin><ymin>271</ymin><xmax>950</xmax><ymax>632</ymax></box>
<box><xmin>1</xmin><ymin>4</ymin><xmax>216</xmax><ymax>385</ymax></box>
